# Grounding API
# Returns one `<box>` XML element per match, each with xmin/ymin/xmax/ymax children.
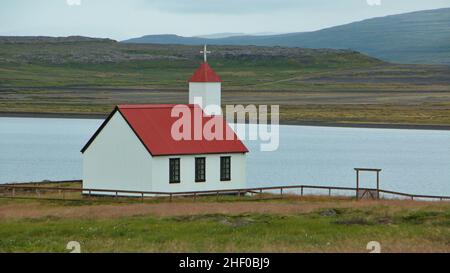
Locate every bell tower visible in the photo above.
<box><xmin>189</xmin><ymin>45</ymin><xmax>222</xmax><ymax>116</ymax></box>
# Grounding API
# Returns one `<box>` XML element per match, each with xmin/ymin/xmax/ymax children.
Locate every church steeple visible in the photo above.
<box><xmin>189</xmin><ymin>45</ymin><xmax>222</xmax><ymax>115</ymax></box>
<box><xmin>189</xmin><ymin>62</ymin><xmax>222</xmax><ymax>83</ymax></box>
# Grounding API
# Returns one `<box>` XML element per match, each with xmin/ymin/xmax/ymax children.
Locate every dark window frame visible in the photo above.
<box><xmin>195</xmin><ymin>157</ymin><xmax>206</xmax><ymax>183</ymax></box>
<box><xmin>169</xmin><ymin>158</ymin><xmax>181</xmax><ymax>184</ymax></box>
<box><xmin>220</xmin><ymin>156</ymin><xmax>231</xmax><ymax>181</ymax></box>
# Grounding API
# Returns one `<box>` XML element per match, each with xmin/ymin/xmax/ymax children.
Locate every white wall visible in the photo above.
<box><xmin>82</xmin><ymin>111</ymin><xmax>153</xmax><ymax>194</ymax></box>
<box><xmin>152</xmin><ymin>153</ymin><xmax>247</xmax><ymax>193</ymax></box>
<box><xmin>189</xmin><ymin>82</ymin><xmax>221</xmax><ymax>115</ymax></box>
<box><xmin>82</xmin><ymin>110</ymin><xmax>247</xmax><ymax>196</ymax></box>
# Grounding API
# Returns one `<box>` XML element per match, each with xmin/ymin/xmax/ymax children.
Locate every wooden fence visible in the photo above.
<box><xmin>0</xmin><ymin>183</ymin><xmax>449</xmax><ymax>203</ymax></box>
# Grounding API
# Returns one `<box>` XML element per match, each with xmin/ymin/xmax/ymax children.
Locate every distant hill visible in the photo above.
<box><xmin>0</xmin><ymin>36</ymin><xmax>115</xmax><ymax>44</ymax></box>
<box><xmin>195</xmin><ymin>32</ymin><xmax>282</xmax><ymax>39</ymax></box>
<box><xmin>123</xmin><ymin>8</ymin><xmax>450</xmax><ymax>65</ymax></box>
<box><xmin>195</xmin><ymin>33</ymin><xmax>245</xmax><ymax>39</ymax></box>
<box><xmin>0</xmin><ymin>39</ymin><xmax>380</xmax><ymax>66</ymax></box>
<box><xmin>124</xmin><ymin>34</ymin><xmax>205</xmax><ymax>46</ymax></box>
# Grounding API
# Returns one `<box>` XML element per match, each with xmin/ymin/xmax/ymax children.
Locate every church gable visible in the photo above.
<box><xmin>81</xmin><ymin>110</ymin><xmax>149</xmax><ymax>159</ymax></box>
<box><xmin>82</xmin><ymin>104</ymin><xmax>249</xmax><ymax>156</ymax></box>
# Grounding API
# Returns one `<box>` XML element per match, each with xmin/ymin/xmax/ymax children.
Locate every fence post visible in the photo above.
<box><xmin>142</xmin><ymin>193</ymin><xmax>145</xmax><ymax>203</ymax></box>
<box><xmin>329</xmin><ymin>189</ymin><xmax>331</xmax><ymax>196</ymax></box>
<box><xmin>12</xmin><ymin>188</ymin><xmax>15</xmax><ymax>198</ymax></box>
<box><xmin>356</xmin><ymin>169</ymin><xmax>360</xmax><ymax>201</ymax></box>
<box><xmin>377</xmin><ymin>170</ymin><xmax>380</xmax><ymax>200</ymax></box>
<box><xmin>169</xmin><ymin>193</ymin><xmax>173</xmax><ymax>203</ymax></box>
<box><xmin>280</xmin><ymin>188</ymin><xmax>283</xmax><ymax>199</ymax></box>
<box><xmin>301</xmin><ymin>186</ymin><xmax>304</xmax><ymax>197</ymax></box>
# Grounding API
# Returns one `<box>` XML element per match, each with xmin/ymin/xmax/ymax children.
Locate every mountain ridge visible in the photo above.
<box><xmin>123</xmin><ymin>8</ymin><xmax>450</xmax><ymax>65</ymax></box>
<box><xmin>0</xmin><ymin>36</ymin><xmax>115</xmax><ymax>44</ymax></box>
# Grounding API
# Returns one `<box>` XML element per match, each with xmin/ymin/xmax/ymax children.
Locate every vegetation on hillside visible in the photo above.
<box><xmin>0</xmin><ymin>38</ymin><xmax>380</xmax><ymax>88</ymax></box>
<box><xmin>1</xmin><ymin>38</ymin><xmax>450</xmax><ymax>126</ymax></box>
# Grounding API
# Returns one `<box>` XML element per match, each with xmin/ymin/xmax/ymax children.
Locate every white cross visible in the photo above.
<box><xmin>200</xmin><ymin>45</ymin><xmax>211</xmax><ymax>63</ymax></box>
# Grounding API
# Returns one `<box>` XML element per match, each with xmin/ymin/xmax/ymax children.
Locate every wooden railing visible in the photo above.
<box><xmin>378</xmin><ymin>189</ymin><xmax>450</xmax><ymax>201</ymax></box>
<box><xmin>0</xmin><ymin>183</ymin><xmax>449</xmax><ymax>202</ymax></box>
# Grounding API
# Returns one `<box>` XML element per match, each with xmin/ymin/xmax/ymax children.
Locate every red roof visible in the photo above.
<box><xmin>81</xmin><ymin>104</ymin><xmax>248</xmax><ymax>156</ymax></box>
<box><xmin>189</xmin><ymin>62</ymin><xmax>222</xmax><ymax>83</ymax></box>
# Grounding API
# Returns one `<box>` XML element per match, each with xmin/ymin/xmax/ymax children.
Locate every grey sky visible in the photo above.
<box><xmin>1</xmin><ymin>0</ymin><xmax>449</xmax><ymax>41</ymax></box>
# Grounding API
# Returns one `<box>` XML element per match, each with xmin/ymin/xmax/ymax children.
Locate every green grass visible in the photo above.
<box><xmin>0</xmin><ymin>204</ymin><xmax>449</xmax><ymax>253</ymax></box>
<box><xmin>0</xmin><ymin>59</ymin><xmax>370</xmax><ymax>89</ymax></box>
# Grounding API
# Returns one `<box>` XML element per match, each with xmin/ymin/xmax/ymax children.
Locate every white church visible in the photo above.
<box><xmin>81</xmin><ymin>47</ymin><xmax>249</xmax><ymax>195</ymax></box>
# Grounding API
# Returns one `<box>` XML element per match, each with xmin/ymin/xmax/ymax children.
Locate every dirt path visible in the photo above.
<box><xmin>0</xmin><ymin>199</ymin><xmax>446</xmax><ymax>220</ymax></box>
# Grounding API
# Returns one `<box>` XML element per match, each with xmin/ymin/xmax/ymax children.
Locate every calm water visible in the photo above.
<box><xmin>1</xmin><ymin>117</ymin><xmax>449</xmax><ymax>196</ymax></box>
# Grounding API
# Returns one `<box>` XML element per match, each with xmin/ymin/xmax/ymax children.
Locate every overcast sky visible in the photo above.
<box><xmin>1</xmin><ymin>0</ymin><xmax>449</xmax><ymax>41</ymax></box>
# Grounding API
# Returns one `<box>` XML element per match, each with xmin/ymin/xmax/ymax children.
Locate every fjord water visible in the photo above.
<box><xmin>1</xmin><ymin>117</ymin><xmax>449</xmax><ymax>196</ymax></box>
<box><xmin>0</xmin><ymin>118</ymin><xmax>99</xmax><ymax>185</ymax></box>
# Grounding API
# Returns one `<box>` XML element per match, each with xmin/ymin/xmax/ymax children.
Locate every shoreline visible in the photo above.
<box><xmin>2</xmin><ymin>111</ymin><xmax>450</xmax><ymax>131</ymax></box>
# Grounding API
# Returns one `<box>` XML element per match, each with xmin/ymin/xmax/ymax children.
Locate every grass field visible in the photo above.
<box><xmin>1</xmin><ymin>39</ymin><xmax>450</xmax><ymax>126</ymax></box>
<box><xmin>0</xmin><ymin>195</ymin><xmax>449</xmax><ymax>253</ymax></box>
